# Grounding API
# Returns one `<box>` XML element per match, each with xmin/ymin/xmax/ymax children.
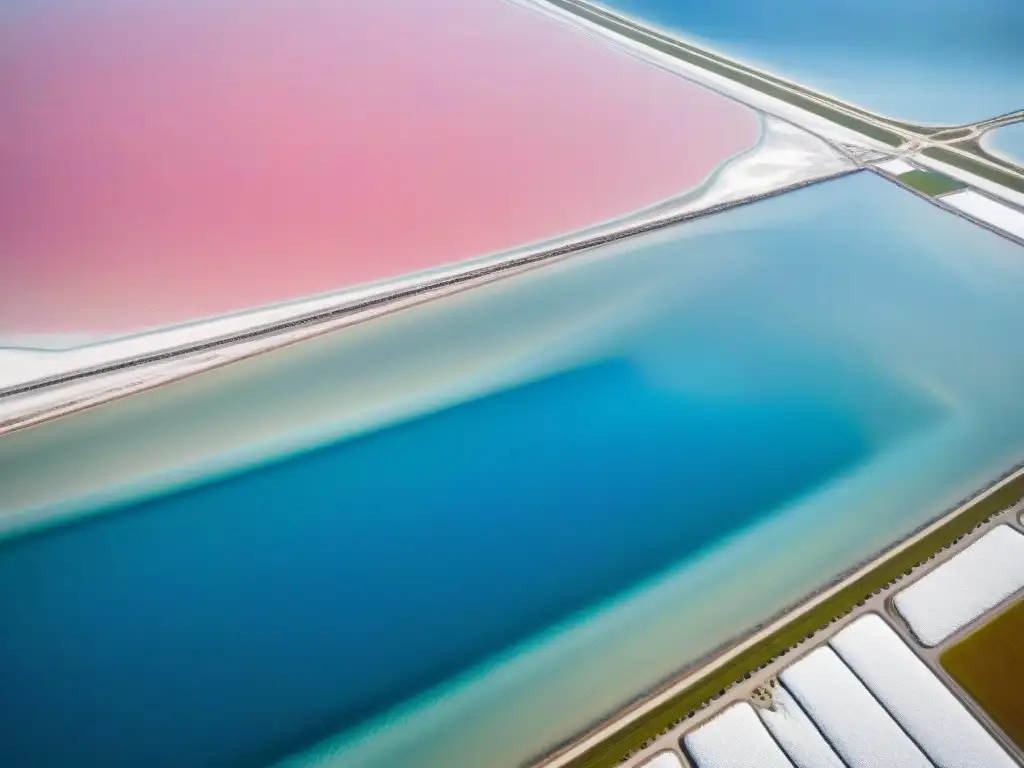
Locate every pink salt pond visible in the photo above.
<box><xmin>0</xmin><ymin>0</ymin><xmax>759</xmax><ymax>338</ymax></box>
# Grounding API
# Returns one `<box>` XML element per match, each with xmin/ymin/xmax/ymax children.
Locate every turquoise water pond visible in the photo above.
<box><xmin>1</xmin><ymin>172</ymin><xmax>1024</xmax><ymax>767</ymax></box>
<box><xmin>602</xmin><ymin>0</ymin><xmax>1023</xmax><ymax>124</ymax></box>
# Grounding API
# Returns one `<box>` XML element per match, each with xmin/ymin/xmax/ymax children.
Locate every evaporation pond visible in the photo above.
<box><xmin>0</xmin><ymin>0</ymin><xmax>757</xmax><ymax>342</ymax></box>
<box><xmin>600</xmin><ymin>0</ymin><xmax>1024</xmax><ymax>123</ymax></box>
<box><xmin>983</xmin><ymin>122</ymin><xmax>1024</xmax><ymax>164</ymax></box>
<box><xmin>3</xmin><ymin>173</ymin><xmax>1024</xmax><ymax>768</ymax></box>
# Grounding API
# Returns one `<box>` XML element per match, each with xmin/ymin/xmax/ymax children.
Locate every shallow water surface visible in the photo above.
<box><xmin>983</xmin><ymin>122</ymin><xmax>1024</xmax><ymax>163</ymax></box>
<box><xmin>2</xmin><ymin>173</ymin><xmax>1024</xmax><ymax>768</ymax></box>
<box><xmin>0</xmin><ymin>0</ymin><xmax>756</xmax><ymax>338</ymax></box>
<box><xmin>0</xmin><ymin>365</ymin><xmax>870</xmax><ymax>767</ymax></box>
<box><xmin>602</xmin><ymin>0</ymin><xmax>1024</xmax><ymax>124</ymax></box>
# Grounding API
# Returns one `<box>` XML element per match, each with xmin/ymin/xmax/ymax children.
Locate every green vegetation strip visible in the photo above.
<box><xmin>897</xmin><ymin>170</ymin><xmax>967</xmax><ymax>197</ymax></box>
<box><xmin>543</xmin><ymin>0</ymin><xmax>903</xmax><ymax>147</ymax></box>
<box><xmin>563</xmin><ymin>472</ymin><xmax>1024</xmax><ymax>768</ymax></box>
<box><xmin>971</xmin><ymin>148</ymin><xmax>1024</xmax><ymax>176</ymax></box>
<box><xmin>922</xmin><ymin>147</ymin><xmax>1024</xmax><ymax>195</ymax></box>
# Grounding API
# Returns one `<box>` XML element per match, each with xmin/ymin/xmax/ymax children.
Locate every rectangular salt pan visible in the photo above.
<box><xmin>893</xmin><ymin>525</ymin><xmax>1024</xmax><ymax>646</ymax></box>
<box><xmin>780</xmin><ymin>647</ymin><xmax>933</xmax><ymax>768</ymax></box>
<box><xmin>942</xmin><ymin>191</ymin><xmax>1024</xmax><ymax>239</ymax></box>
<box><xmin>831</xmin><ymin>613</ymin><xmax>1014</xmax><ymax>768</ymax></box>
<box><xmin>757</xmin><ymin>686</ymin><xmax>845</xmax><ymax>768</ymax></box>
<box><xmin>876</xmin><ymin>159</ymin><xmax>918</xmax><ymax>175</ymax></box>
<box><xmin>683</xmin><ymin>703</ymin><xmax>794</xmax><ymax>768</ymax></box>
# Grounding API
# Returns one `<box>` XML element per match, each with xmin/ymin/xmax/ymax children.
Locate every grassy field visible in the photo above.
<box><xmin>897</xmin><ymin>170</ymin><xmax>968</xmax><ymax>197</ymax></box>
<box><xmin>941</xmin><ymin>597</ymin><xmax>1024</xmax><ymax>751</ymax></box>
